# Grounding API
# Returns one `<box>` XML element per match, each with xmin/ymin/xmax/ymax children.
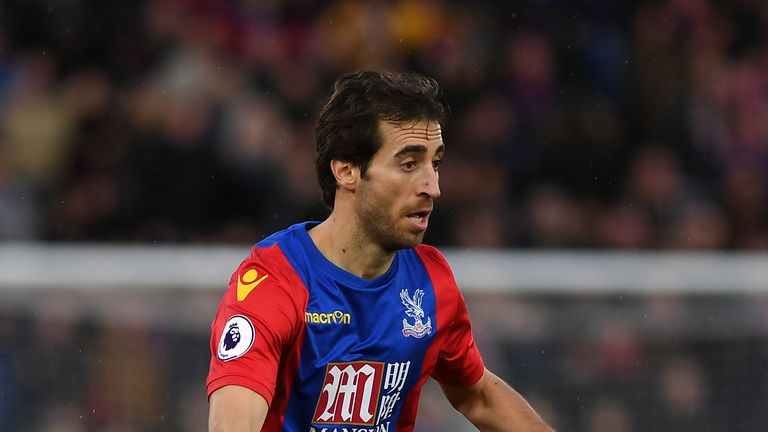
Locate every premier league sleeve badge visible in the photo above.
<box><xmin>217</xmin><ymin>315</ymin><xmax>255</xmax><ymax>361</ymax></box>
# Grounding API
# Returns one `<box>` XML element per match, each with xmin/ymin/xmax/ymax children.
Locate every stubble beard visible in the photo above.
<box><xmin>356</xmin><ymin>184</ymin><xmax>425</xmax><ymax>253</ymax></box>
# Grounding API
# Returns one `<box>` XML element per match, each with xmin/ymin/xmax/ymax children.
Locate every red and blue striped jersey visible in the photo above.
<box><xmin>207</xmin><ymin>222</ymin><xmax>484</xmax><ymax>432</ymax></box>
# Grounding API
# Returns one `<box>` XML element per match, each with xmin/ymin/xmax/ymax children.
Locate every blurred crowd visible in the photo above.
<box><xmin>2</xmin><ymin>292</ymin><xmax>768</xmax><ymax>431</ymax></box>
<box><xmin>0</xmin><ymin>0</ymin><xmax>766</xmax><ymax>248</ymax></box>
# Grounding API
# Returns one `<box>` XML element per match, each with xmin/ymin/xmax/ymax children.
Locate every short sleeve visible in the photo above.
<box><xmin>415</xmin><ymin>245</ymin><xmax>485</xmax><ymax>388</ymax></box>
<box><xmin>206</xmin><ymin>247</ymin><xmax>306</xmax><ymax>403</ymax></box>
<box><xmin>431</xmin><ymin>290</ymin><xmax>485</xmax><ymax>387</ymax></box>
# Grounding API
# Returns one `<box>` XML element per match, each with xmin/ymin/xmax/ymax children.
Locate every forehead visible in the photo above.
<box><xmin>377</xmin><ymin>120</ymin><xmax>443</xmax><ymax>153</ymax></box>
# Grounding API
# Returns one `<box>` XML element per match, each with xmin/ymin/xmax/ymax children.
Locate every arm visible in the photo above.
<box><xmin>440</xmin><ymin>368</ymin><xmax>554</xmax><ymax>432</ymax></box>
<box><xmin>209</xmin><ymin>385</ymin><xmax>268</xmax><ymax>432</ymax></box>
<box><xmin>207</xmin><ymin>251</ymin><xmax>307</xmax><ymax>431</ymax></box>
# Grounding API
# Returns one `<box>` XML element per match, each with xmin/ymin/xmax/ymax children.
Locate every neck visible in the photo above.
<box><xmin>308</xmin><ymin>211</ymin><xmax>395</xmax><ymax>280</ymax></box>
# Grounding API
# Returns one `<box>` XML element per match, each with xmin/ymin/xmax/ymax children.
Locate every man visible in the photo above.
<box><xmin>207</xmin><ymin>71</ymin><xmax>554</xmax><ymax>432</ymax></box>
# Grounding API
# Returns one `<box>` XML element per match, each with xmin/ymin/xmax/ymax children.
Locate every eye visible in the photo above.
<box><xmin>432</xmin><ymin>159</ymin><xmax>442</xmax><ymax>171</ymax></box>
<box><xmin>401</xmin><ymin>161</ymin><xmax>417</xmax><ymax>171</ymax></box>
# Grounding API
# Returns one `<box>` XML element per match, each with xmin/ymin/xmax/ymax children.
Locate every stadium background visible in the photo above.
<box><xmin>1</xmin><ymin>0</ymin><xmax>768</xmax><ymax>430</ymax></box>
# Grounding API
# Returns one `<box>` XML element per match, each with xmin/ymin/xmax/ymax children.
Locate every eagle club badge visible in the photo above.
<box><xmin>400</xmin><ymin>288</ymin><xmax>433</xmax><ymax>338</ymax></box>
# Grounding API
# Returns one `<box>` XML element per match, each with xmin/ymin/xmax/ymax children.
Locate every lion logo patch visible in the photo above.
<box><xmin>217</xmin><ymin>315</ymin><xmax>255</xmax><ymax>361</ymax></box>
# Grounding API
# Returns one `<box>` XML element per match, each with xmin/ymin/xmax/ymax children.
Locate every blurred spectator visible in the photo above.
<box><xmin>585</xmin><ymin>397</ymin><xmax>633</xmax><ymax>432</ymax></box>
<box><xmin>1</xmin><ymin>53</ymin><xmax>73</xmax><ymax>188</ymax></box>
<box><xmin>524</xmin><ymin>183</ymin><xmax>590</xmax><ymax>247</ymax></box>
<box><xmin>721</xmin><ymin>163</ymin><xmax>768</xmax><ymax>248</ymax></box>
<box><xmin>596</xmin><ymin>202</ymin><xmax>653</xmax><ymax>248</ymax></box>
<box><xmin>653</xmin><ymin>355</ymin><xmax>712</xmax><ymax>431</ymax></box>
<box><xmin>0</xmin><ymin>140</ymin><xmax>41</xmax><ymax>239</ymax></box>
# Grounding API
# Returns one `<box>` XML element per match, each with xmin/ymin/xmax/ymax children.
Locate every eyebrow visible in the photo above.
<box><xmin>394</xmin><ymin>144</ymin><xmax>445</xmax><ymax>158</ymax></box>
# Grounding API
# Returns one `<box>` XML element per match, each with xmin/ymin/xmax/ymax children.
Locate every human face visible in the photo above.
<box><xmin>356</xmin><ymin>120</ymin><xmax>444</xmax><ymax>252</ymax></box>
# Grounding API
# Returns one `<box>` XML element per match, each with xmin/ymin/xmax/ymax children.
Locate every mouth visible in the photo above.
<box><xmin>406</xmin><ymin>210</ymin><xmax>431</xmax><ymax>231</ymax></box>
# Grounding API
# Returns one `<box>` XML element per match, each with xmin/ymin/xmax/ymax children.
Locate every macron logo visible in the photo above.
<box><xmin>306</xmin><ymin>311</ymin><xmax>351</xmax><ymax>325</ymax></box>
<box><xmin>237</xmin><ymin>268</ymin><xmax>269</xmax><ymax>301</ymax></box>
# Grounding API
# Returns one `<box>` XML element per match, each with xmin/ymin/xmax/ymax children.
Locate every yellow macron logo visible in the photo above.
<box><xmin>237</xmin><ymin>268</ymin><xmax>269</xmax><ymax>301</ymax></box>
<box><xmin>305</xmin><ymin>311</ymin><xmax>351</xmax><ymax>325</ymax></box>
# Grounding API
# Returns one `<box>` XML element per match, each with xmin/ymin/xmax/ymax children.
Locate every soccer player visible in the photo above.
<box><xmin>207</xmin><ymin>71</ymin><xmax>554</xmax><ymax>432</ymax></box>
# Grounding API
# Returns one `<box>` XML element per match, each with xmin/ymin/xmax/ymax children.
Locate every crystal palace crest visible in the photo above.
<box><xmin>400</xmin><ymin>288</ymin><xmax>433</xmax><ymax>338</ymax></box>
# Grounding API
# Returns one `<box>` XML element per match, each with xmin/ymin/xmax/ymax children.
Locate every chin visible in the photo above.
<box><xmin>378</xmin><ymin>232</ymin><xmax>422</xmax><ymax>252</ymax></box>
<box><xmin>397</xmin><ymin>232</ymin><xmax>426</xmax><ymax>250</ymax></box>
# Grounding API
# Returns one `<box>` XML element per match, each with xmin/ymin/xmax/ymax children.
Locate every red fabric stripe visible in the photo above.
<box><xmin>394</xmin><ymin>246</ymin><xmax>460</xmax><ymax>431</ymax></box>
<box><xmin>258</xmin><ymin>244</ymin><xmax>308</xmax><ymax>431</ymax></box>
<box><xmin>396</xmin><ymin>246</ymin><xmax>485</xmax><ymax>431</ymax></box>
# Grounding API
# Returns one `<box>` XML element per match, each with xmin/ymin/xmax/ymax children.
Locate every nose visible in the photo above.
<box><xmin>419</xmin><ymin>168</ymin><xmax>441</xmax><ymax>199</ymax></box>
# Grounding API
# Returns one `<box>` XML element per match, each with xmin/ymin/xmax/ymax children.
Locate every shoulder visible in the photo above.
<box><xmin>226</xmin><ymin>241</ymin><xmax>308</xmax><ymax>307</ymax></box>
<box><xmin>414</xmin><ymin>244</ymin><xmax>453</xmax><ymax>274</ymax></box>
<box><xmin>237</xmin><ymin>221</ymin><xmax>316</xmax><ymax>286</ymax></box>
<box><xmin>414</xmin><ymin>243</ymin><xmax>444</xmax><ymax>261</ymax></box>
<box><xmin>414</xmin><ymin>244</ymin><xmax>460</xmax><ymax>294</ymax></box>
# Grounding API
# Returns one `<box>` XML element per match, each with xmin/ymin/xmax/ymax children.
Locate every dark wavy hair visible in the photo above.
<box><xmin>315</xmin><ymin>70</ymin><xmax>449</xmax><ymax>209</ymax></box>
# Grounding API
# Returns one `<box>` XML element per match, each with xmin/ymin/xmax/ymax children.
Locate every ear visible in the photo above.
<box><xmin>330</xmin><ymin>159</ymin><xmax>360</xmax><ymax>192</ymax></box>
